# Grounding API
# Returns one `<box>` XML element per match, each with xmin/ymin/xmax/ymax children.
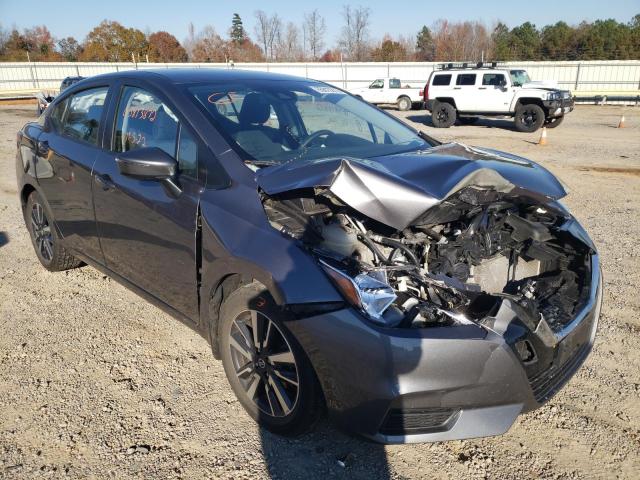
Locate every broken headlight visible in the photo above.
<box><xmin>320</xmin><ymin>262</ymin><xmax>397</xmax><ymax>325</ymax></box>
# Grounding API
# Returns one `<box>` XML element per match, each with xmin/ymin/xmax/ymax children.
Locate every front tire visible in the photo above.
<box><xmin>24</xmin><ymin>191</ymin><xmax>82</xmax><ymax>271</ymax></box>
<box><xmin>514</xmin><ymin>104</ymin><xmax>545</xmax><ymax>132</ymax></box>
<box><xmin>397</xmin><ymin>96</ymin><xmax>411</xmax><ymax>111</ymax></box>
<box><xmin>431</xmin><ymin>101</ymin><xmax>456</xmax><ymax>128</ymax></box>
<box><xmin>217</xmin><ymin>283</ymin><xmax>323</xmax><ymax>435</ymax></box>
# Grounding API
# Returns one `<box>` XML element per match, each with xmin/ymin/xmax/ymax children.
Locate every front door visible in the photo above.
<box><xmin>92</xmin><ymin>84</ymin><xmax>201</xmax><ymax>320</ymax></box>
<box><xmin>475</xmin><ymin>73</ymin><xmax>512</xmax><ymax>113</ymax></box>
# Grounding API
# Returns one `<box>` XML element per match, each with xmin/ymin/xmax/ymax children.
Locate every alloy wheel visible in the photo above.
<box><xmin>30</xmin><ymin>202</ymin><xmax>54</xmax><ymax>262</ymax></box>
<box><xmin>521</xmin><ymin>108</ymin><xmax>539</xmax><ymax>127</ymax></box>
<box><xmin>436</xmin><ymin>107</ymin><xmax>449</xmax><ymax>122</ymax></box>
<box><xmin>228</xmin><ymin>309</ymin><xmax>299</xmax><ymax>418</ymax></box>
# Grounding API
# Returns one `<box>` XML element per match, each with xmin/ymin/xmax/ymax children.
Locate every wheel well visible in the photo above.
<box><xmin>517</xmin><ymin>98</ymin><xmax>545</xmax><ymax>110</ymax></box>
<box><xmin>434</xmin><ymin>97</ymin><xmax>457</xmax><ymax>109</ymax></box>
<box><xmin>207</xmin><ymin>273</ymin><xmax>255</xmax><ymax>359</ymax></box>
<box><xmin>20</xmin><ymin>184</ymin><xmax>36</xmax><ymax>209</ymax></box>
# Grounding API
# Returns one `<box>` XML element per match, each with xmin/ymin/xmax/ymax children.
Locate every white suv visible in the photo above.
<box><xmin>423</xmin><ymin>64</ymin><xmax>574</xmax><ymax>132</ymax></box>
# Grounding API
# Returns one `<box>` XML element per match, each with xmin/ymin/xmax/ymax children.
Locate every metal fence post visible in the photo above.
<box><xmin>28</xmin><ymin>62</ymin><xmax>37</xmax><ymax>89</ymax></box>
<box><xmin>574</xmin><ymin>62</ymin><xmax>581</xmax><ymax>91</ymax></box>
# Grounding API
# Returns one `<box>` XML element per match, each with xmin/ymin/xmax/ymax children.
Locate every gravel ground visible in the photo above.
<box><xmin>1</xmin><ymin>104</ymin><xmax>639</xmax><ymax>479</ymax></box>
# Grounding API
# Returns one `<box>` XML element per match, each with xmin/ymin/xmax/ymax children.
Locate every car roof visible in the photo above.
<box><xmin>433</xmin><ymin>69</ymin><xmax>507</xmax><ymax>74</ymax></box>
<box><xmin>86</xmin><ymin>68</ymin><xmax>314</xmax><ymax>86</ymax></box>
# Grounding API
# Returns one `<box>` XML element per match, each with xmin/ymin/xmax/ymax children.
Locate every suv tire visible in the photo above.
<box><xmin>217</xmin><ymin>282</ymin><xmax>323</xmax><ymax>435</ymax></box>
<box><xmin>544</xmin><ymin>115</ymin><xmax>564</xmax><ymax>128</ymax></box>
<box><xmin>514</xmin><ymin>104</ymin><xmax>545</xmax><ymax>132</ymax></box>
<box><xmin>397</xmin><ymin>96</ymin><xmax>412</xmax><ymax>111</ymax></box>
<box><xmin>431</xmin><ymin>101</ymin><xmax>456</xmax><ymax>128</ymax></box>
<box><xmin>25</xmin><ymin>191</ymin><xmax>82</xmax><ymax>271</ymax></box>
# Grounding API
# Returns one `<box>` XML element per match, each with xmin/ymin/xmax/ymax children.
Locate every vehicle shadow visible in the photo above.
<box><xmin>0</xmin><ymin>231</ymin><xmax>8</xmax><ymax>247</ymax></box>
<box><xmin>406</xmin><ymin>113</ymin><xmax>517</xmax><ymax>131</ymax></box>
<box><xmin>258</xmin><ymin>421</ymin><xmax>391</xmax><ymax>478</ymax></box>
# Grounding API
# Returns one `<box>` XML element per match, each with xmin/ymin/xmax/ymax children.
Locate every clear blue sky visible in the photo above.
<box><xmin>1</xmin><ymin>0</ymin><xmax>637</xmax><ymax>45</ymax></box>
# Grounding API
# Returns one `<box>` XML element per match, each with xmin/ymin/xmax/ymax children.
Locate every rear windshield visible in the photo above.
<box><xmin>432</xmin><ymin>74</ymin><xmax>451</xmax><ymax>86</ymax></box>
<box><xmin>185</xmin><ymin>79</ymin><xmax>431</xmax><ymax>168</ymax></box>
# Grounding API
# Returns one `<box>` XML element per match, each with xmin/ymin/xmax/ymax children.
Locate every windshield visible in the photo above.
<box><xmin>509</xmin><ymin>70</ymin><xmax>531</xmax><ymax>86</ymax></box>
<box><xmin>186</xmin><ymin>79</ymin><xmax>431</xmax><ymax>167</ymax></box>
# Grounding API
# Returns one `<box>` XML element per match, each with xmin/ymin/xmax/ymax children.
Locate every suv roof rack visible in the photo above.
<box><xmin>436</xmin><ymin>62</ymin><xmax>504</xmax><ymax>70</ymax></box>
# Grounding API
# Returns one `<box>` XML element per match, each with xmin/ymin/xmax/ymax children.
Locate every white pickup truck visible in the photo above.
<box><xmin>350</xmin><ymin>78</ymin><xmax>424</xmax><ymax>111</ymax></box>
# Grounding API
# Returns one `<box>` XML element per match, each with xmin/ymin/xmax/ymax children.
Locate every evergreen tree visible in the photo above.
<box><xmin>230</xmin><ymin>13</ymin><xmax>246</xmax><ymax>44</ymax></box>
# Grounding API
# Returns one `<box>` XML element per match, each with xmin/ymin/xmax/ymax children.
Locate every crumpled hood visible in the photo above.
<box><xmin>256</xmin><ymin>142</ymin><xmax>567</xmax><ymax>230</ymax></box>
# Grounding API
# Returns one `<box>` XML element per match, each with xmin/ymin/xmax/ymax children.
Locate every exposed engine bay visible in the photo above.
<box><xmin>261</xmin><ymin>185</ymin><xmax>594</xmax><ymax>337</ymax></box>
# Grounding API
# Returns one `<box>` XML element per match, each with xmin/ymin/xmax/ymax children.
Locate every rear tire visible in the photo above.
<box><xmin>514</xmin><ymin>104</ymin><xmax>545</xmax><ymax>132</ymax></box>
<box><xmin>217</xmin><ymin>283</ymin><xmax>323</xmax><ymax>436</ymax></box>
<box><xmin>24</xmin><ymin>191</ymin><xmax>82</xmax><ymax>271</ymax></box>
<box><xmin>397</xmin><ymin>96</ymin><xmax>411</xmax><ymax>111</ymax></box>
<box><xmin>544</xmin><ymin>115</ymin><xmax>564</xmax><ymax>128</ymax></box>
<box><xmin>431</xmin><ymin>101</ymin><xmax>456</xmax><ymax>128</ymax></box>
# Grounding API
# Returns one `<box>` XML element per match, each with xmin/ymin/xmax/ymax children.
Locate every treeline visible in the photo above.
<box><xmin>1</xmin><ymin>9</ymin><xmax>639</xmax><ymax>63</ymax></box>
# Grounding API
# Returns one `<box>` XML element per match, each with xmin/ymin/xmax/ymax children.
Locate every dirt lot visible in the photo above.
<box><xmin>1</xmin><ymin>105</ymin><xmax>639</xmax><ymax>479</ymax></box>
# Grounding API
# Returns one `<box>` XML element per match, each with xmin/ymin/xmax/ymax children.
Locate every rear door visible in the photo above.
<box><xmin>451</xmin><ymin>73</ymin><xmax>478</xmax><ymax>111</ymax></box>
<box><xmin>475</xmin><ymin>73</ymin><xmax>512</xmax><ymax>112</ymax></box>
<box><xmin>92</xmin><ymin>82</ymin><xmax>202</xmax><ymax>320</ymax></box>
<box><xmin>35</xmin><ymin>85</ymin><xmax>110</xmax><ymax>262</ymax></box>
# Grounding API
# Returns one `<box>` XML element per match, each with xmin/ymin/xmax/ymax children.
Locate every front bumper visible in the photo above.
<box><xmin>285</xmin><ymin>256</ymin><xmax>602</xmax><ymax>444</ymax></box>
<box><xmin>543</xmin><ymin>95</ymin><xmax>575</xmax><ymax>117</ymax></box>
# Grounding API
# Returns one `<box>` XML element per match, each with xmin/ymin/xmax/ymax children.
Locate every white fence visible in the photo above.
<box><xmin>1</xmin><ymin>60</ymin><xmax>640</xmax><ymax>95</ymax></box>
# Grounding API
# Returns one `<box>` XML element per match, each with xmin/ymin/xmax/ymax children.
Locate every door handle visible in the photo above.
<box><xmin>37</xmin><ymin>140</ymin><xmax>49</xmax><ymax>156</ymax></box>
<box><xmin>95</xmin><ymin>173</ymin><xmax>115</xmax><ymax>191</ymax></box>
<box><xmin>478</xmin><ymin>87</ymin><xmax>487</xmax><ymax>90</ymax></box>
<box><xmin>453</xmin><ymin>87</ymin><xmax>462</xmax><ymax>90</ymax></box>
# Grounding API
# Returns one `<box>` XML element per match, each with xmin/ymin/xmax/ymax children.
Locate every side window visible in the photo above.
<box><xmin>114</xmin><ymin>86</ymin><xmax>178</xmax><ymax>157</ymax></box>
<box><xmin>61</xmin><ymin>87</ymin><xmax>108</xmax><ymax>145</ymax></box>
<box><xmin>177</xmin><ymin>126</ymin><xmax>198</xmax><ymax>178</ymax></box>
<box><xmin>482</xmin><ymin>74</ymin><xmax>505</xmax><ymax>86</ymax></box>
<box><xmin>456</xmin><ymin>74</ymin><xmax>477</xmax><ymax>86</ymax></box>
<box><xmin>388</xmin><ymin>78</ymin><xmax>401</xmax><ymax>89</ymax></box>
<box><xmin>48</xmin><ymin>98</ymin><xmax>68</xmax><ymax>133</ymax></box>
<box><xmin>369</xmin><ymin>79</ymin><xmax>384</xmax><ymax>89</ymax></box>
<box><xmin>432</xmin><ymin>74</ymin><xmax>451</xmax><ymax>86</ymax></box>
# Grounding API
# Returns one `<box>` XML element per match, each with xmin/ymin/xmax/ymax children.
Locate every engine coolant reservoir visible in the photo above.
<box><xmin>320</xmin><ymin>223</ymin><xmax>358</xmax><ymax>257</ymax></box>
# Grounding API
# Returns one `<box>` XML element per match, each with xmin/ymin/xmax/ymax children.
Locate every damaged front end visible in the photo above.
<box><xmin>257</xmin><ymin>148</ymin><xmax>599</xmax><ymax>356</ymax></box>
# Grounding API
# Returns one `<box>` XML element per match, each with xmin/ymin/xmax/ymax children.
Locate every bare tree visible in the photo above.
<box><xmin>254</xmin><ymin>10</ymin><xmax>282</xmax><ymax>60</ymax></box>
<box><xmin>183</xmin><ymin>22</ymin><xmax>197</xmax><ymax>59</ymax></box>
<box><xmin>276</xmin><ymin>22</ymin><xmax>303</xmax><ymax>61</ymax></box>
<box><xmin>303</xmin><ymin>9</ymin><xmax>326</xmax><ymax>60</ymax></box>
<box><xmin>339</xmin><ymin>5</ymin><xmax>371</xmax><ymax>61</ymax></box>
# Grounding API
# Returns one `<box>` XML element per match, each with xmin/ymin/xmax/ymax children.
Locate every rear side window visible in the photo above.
<box><xmin>61</xmin><ymin>87</ymin><xmax>108</xmax><ymax>145</ymax></box>
<box><xmin>456</xmin><ymin>74</ymin><xmax>476</xmax><ymax>86</ymax></box>
<box><xmin>483</xmin><ymin>74</ymin><xmax>506</xmax><ymax>86</ymax></box>
<box><xmin>389</xmin><ymin>78</ymin><xmax>400</xmax><ymax>89</ymax></box>
<box><xmin>114</xmin><ymin>86</ymin><xmax>178</xmax><ymax>157</ymax></box>
<box><xmin>432</xmin><ymin>74</ymin><xmax>451</xmax><ymax>86</ymax></box>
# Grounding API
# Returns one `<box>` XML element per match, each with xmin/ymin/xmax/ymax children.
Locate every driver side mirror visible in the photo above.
<box><xmin>116</xmin><ymin>147</ymin><xmax>182</xmax><ymax>196</ymax></box>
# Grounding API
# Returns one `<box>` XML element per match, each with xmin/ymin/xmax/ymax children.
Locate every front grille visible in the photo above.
<box><xmin>379</xmin><ymin>407</ymin><xmax>458</xmax><ymax>436</ymax></box>
<box><xmin>528</xmin><ymin>343</ymin><xmax>590</xmax><ymax>403</ymax></box>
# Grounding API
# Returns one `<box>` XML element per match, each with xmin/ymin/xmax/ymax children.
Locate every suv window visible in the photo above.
<box><xmin>389</xmin><ymin>78</ymin><xmax>400</xmax><ymax>89</ymax></box>
<box><xmin>432</xmin><ymin>74</ymin><xmax>452</xmax><ymax>86</ymax></box>
<box><xmin>482</xmin><ymin>74</ymin><xmax>506</xmax><ymax>86</ymax></box>
<box><xmin>456</xmin><ymin>74</ymin><xmax>476</xmax><ymax>86</ymax></box>
<box><xmin>61</xmin><ymin>87</ymin><xmax>108</xmax><ymax>145</ymax></box>
<box><xmin>114</xmin><ymin>86</ymin><xmax>178</xmax><ymax>157</ymax></box>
